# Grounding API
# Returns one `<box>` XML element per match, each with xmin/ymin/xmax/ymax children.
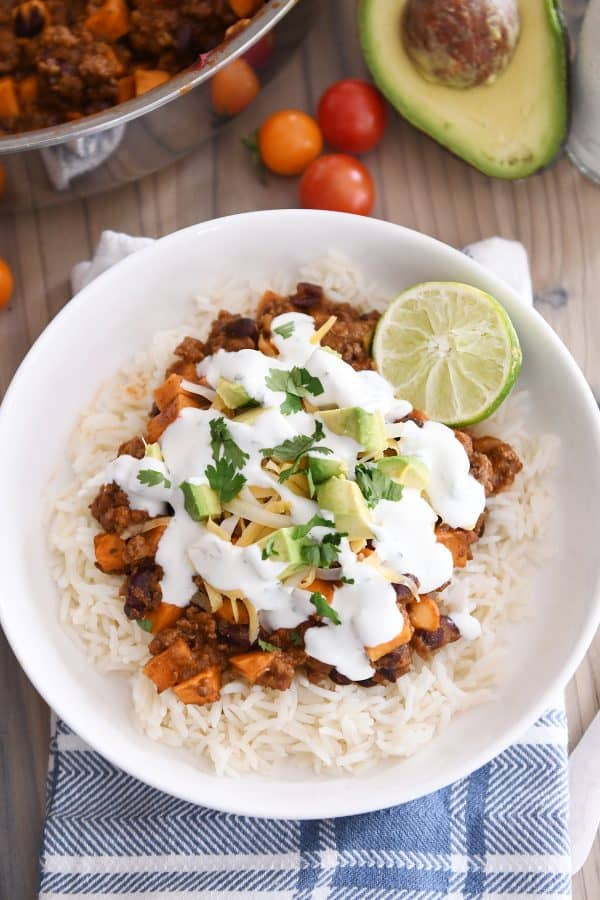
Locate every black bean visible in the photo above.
<box><xmin>13</xmin><ymin>1</ymin><xmax>47</xmax><ymax>37</ymax></box>
<box><xmin>224</xmin><ymin>317</ymin><xmax>259</xmax><ymax>340</ymax></box>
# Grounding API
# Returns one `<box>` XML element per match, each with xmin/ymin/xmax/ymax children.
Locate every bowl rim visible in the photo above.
<box><xmin>2</xmin><ymin>209</ymin><xmax>600</xmax><ymax>818</ymax></box>
<box><xmin>0</xmin><ymin>0</ymin><xmax>298</xmax><ymax>155</ymax></box>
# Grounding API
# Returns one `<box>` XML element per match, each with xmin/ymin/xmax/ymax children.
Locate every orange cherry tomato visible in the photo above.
<box><xmin>299</xmin><ymin>154</ymin><xmax>375</xmax><ymax>216</ymax></box>
<box><xmin>0</xmin><ymin>162</ymin><xmax>5</xmax><ymax>198</ymax></box>
<box><xmin>258</xmin><ymin>109</ymin><xmax>323</xmax><ymax>176</ymax></box>
<box><xmin>211</xmin><ymin>57</ymin><xmax>260</xmax><ymax>116</ymax></box>
<box><xmin>0</xmin><ymin>258</ymin><xmax>14</xmax><ymax>308</ymax></box>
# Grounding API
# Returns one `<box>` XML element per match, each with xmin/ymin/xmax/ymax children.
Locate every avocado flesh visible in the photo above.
<box><xmin>308</xmin><ymin>456</ymin><xmax>347</xmax><ymax>485</ymax></box>
<box><xmin>359</xmin><ymin>0</ymin><xmax>568</xmax><ymax>179</ymax></box>
<box><xmin>180</xmin><ymin>482</ymin><xmax>221</xmax><ymax>520</ymax></box>
<box><xmin>216</xmin><ymin>377</ymin><xmax>253</xmax><ymax>410</ymax></box>
<box><xmin>317</xmin><ymin>477</ymin><xmax>373</xmax><ymax>540</ymax></box>
<box><xmin>319</xmin><ymin>408</ymin><xmax>387</xmax><ymax>454</ymax></box>
<box><xmin>376</xmin><ymin>455</ymin><xmax>429</xmax><ymax>490</ymax></box>
<box><xmin>259</xmin><ymin>527</ymin><xmax>310</xmax><ymax>578</ymax></box>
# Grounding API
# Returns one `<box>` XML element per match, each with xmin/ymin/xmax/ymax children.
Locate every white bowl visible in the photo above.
<box><xmin>2</xmin><ymin>210</ymin><xmax>599</xmax><ymax>819</ymax></box>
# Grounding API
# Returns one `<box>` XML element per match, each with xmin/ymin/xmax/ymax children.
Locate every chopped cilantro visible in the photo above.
<box><xmin>266</xmin><ymin>366</ymin><xmax>324</xmax><ymax>415</ymax></box>
<box><xmin>209</xmin><ymin>417</ymin><xmax>249</xmax><ymax>471</ymax></box>
<box><xmin>258</xmin><ymin>639</ymin><xmax>279</xmax><ymax>652</ymax></box>
<box><xmin>310</xmin><ymin>591</ymin><xmax>341</xmax><ymax>625</ymax></box>
<box><xmin>290</xmin><ymin>514</ymin><xmax>335</xmax><ymax>540</ymax></box>
<box><xmin>300</xmin><ymin>531</ymin><xmax>343</xmax><ymax>568</ymax></box>
<box><xmin>137</xmin><ymin>469</ymin><xmax>171</xmax><ymax>488</ymax></box>
<box><xmin>205</xmin><ymin>458</ymin><xmax>247</xmax><ymax>504</ymax></box>
<box><xmin>137</xmin><ymin>618</ymin><xmax>153</xmax><ymax>633</ymax></box>
<box><xmin>273</xmin><ymin>321</ymin><xmax>295</xmax><ymax>339</ymax></box>
<box><xmin>262</xmin><ymin>420</ymin><xmax>332</xmax><ymax>486</ymax></box>
<box><xmin>261</xmin><ymin>534</ymin><xmax>279</xmax><ymax>560</ymax></box>
<box><xmin>340</xmin><ymin>576</ymin><xmax>355</xmax><ymax>585</ymax></box>
<box><xmin>355</xmin><ymin>463</ymin><xmax>403</xmax><ymax>508</ymax></box>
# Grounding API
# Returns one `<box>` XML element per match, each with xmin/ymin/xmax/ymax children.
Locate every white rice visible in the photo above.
<box><xmin>48</xmin><ymin>253</ymin><xmax>557</xmax><ymax>776</ymax></box>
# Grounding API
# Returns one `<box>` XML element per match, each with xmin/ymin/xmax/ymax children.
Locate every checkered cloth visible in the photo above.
<box><xmin>38</xmin><ymin>234</ymin><xmax>571</xmax><ymax>899</ymax></box>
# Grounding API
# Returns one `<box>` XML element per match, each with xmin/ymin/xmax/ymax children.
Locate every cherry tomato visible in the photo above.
<box><xmin>258</xmin><ymin>109</ymin><xmax>323</xmax><ymax>176</ymax></box>
<box><xmin>317</xmin><ymin>79</ymin><xmax>388</xmax><ymax>154</ymax></box>
<box><xmin>210</xmin><ymin>57</ymin><xmax>260</xmax><ymax>116</ymax></box>
<box><xmin>0</xmin><ymin>258</ymin><xmax>14</xmax><ymax>308</ymax></box>
<box><xmin>299</xmin><ymin>154</ymin><xmax>375</xmax><ymax>216</ymax></box>
<box><xmin>244</xmin><ymin>33</ymin><xmax>274</xmax><ymax>71</ymax></box>
<box><xmin>0</xmin><ymin>163</ymin><xmax>5</xmax><ymax>198</ymax></box>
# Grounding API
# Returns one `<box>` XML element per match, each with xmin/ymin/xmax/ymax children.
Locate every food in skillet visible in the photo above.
<box><xmin>88</xmin><ymin>280</ymin><xmax>523</xmax><ymax>708</ymax></box>
<box><xmin>0</xmin><ymin>0</ymin><xmax>265</xmax><ymax>135</ymax></box>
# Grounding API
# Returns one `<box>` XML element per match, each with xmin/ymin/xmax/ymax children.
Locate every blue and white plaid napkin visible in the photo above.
<box><xmin>38</xmin><ymin>234</ymin><xmax>571</xmax><ymax>899</ymax></box>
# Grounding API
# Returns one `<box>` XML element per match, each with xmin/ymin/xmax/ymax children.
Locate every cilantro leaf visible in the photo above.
<box><xmin>273</xmin><ymin>321</ymin><xmax>295</xmax><ymax>339</ymax></box>
<box><xmin>290</xmin><ymin>514</ymin><xmax>335</xmax><ymax>540</ymax></box>
<box><xmin>261</xmin><ymin>534</ymin><xmax>279</xmax><ymax>560</ymax></box>
<box><xmin>205</xmin><ymin>458</ymin><xmax>246</xmax><ymax>504</ymax></box>
<box><xmin>209</xmin><ymin>417</ymin><xmax>249</xmax><ymax>470</ymax></box>
<box><xmin>355</xmin><ymin>463</ymin><xmax>403</xmax><ymax>508</ymax></box>
<box><xmin>310</xmin><ymin>591</ymin><xmax>341</xmax><ymax>625</ymax></box>
<box><xmin>340</xmin><ymin>576</ymin><xmax>355</xmax><ymax>585</ymax></box>
<box><xmin>266</xmin><ymin>366</ymin><xmax>324</xmax><ymax>415</ymax></box>
<box><xmin>258</xmin><ymin>639</ymin><xmax>279</xmax><ymax>652</ymax></box>
<box><xmin>261</xmin><ymin>420</ymin><xmax>332</xmax><ymax>488</ymax></box>
<box><xmin>137</xmin><ymin>618</ymin><xmax>153</xmax><ymax>632</ymax></box>
<box><xmin>301</xmin><ymin>531</ymin><xmax>343</xmax><ymax>568</ymax></box>
<box><xmin>137</xmin><ymin>469</ymin><xmax>171</xmax><ymax>488</ymax></box>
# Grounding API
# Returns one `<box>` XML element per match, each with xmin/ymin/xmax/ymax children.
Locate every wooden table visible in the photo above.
<box><xmin>1</xmin><ymin>3</ymin><xmax>599</xmax><ymax>897</ymax></box>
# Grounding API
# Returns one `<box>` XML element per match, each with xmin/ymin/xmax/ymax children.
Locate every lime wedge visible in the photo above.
<box><xmin>372</xmin><ymin>282</ymin><xmax>522</xmax><ymax>426</ymax></box>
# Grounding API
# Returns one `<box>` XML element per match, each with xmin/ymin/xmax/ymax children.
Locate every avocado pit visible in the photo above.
<box><xmin>403</xmin><ymin>0</ymin><xmax>521</xmax><ymax>88</ymax></box>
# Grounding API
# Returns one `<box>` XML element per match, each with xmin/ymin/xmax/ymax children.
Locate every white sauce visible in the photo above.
<box><xmin>101</xmin><ymin>303</ymin><xmax>486</xmax><ymax>672</ymax></box>
<box><xmin>397</xmin><ymin>421</ymin><xmax>486</xmax><ymax>529</ymax></box>
<box><xmin>103</xmin><ymin>454</ymin><xmax>170</xmax><ymax>517</ymax></box>
<box><xmin>372</xmin><ymin>490</ymin><xmax>454</xmax><ymax>594</ymax></box>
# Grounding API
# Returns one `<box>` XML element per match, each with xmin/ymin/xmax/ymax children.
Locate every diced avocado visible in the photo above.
<box><xmin>234</xmin><ymin>407</ymin><xmax>265</xmax><ymax>425</ymax></box>
<box><xmin>319</xmin><ymin>408</ymin><xmax>387</xmax><ymax>454</ymax></box>
<box><xmin>376</xmin><ymin>455</ymin><xmax>429</xmax><ymax>490</ymax></box>
<box><xmin>317</xmin><ymin>477</ymin><xmax>373</xmax><ymax>540</ymax></box>
<box><xmin>144</xmin><ymin>442</ymin><xmax>163</xmax><ymax>461</ymax></box>
<box><xmin>180</xmin><ymin>481</ymin><xmax>221</xmax><ymax>520</ymax></box>
<box><xmin>216</xmin><ymin>378</ymin><xmax>254</xmax><ymax>410</ymax></box>
<box><xmin>308</xmin><ymin>456</ymin><xmax>347</xmax><ymax>485</ymax></box>
<box><xmin>359</xmin><ymin>0</ymin><xmax>568</xmax><ymax>179</ymax></box>
<box><xmin>259</xmin><ymin>526</ymin><xmax>307</xmax><ymax>577</ymax></box>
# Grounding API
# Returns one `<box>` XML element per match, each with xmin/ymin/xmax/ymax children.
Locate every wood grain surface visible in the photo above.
<box><xmin>1</xmin><ymin>2</ymin><xmax>599</xmax><ymax>897</ymax></box>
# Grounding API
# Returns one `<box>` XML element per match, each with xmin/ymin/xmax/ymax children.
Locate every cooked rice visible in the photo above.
<box><xmin>48</xmin><ymin>253</ymin><xmax>557</xmax><ymax>776</ymax></box>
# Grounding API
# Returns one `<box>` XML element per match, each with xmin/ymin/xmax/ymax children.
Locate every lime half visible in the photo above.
<box><xmin>372</xmin><ymin>282</ymin><xmax>522</xmax><ymax>427</ymax></box>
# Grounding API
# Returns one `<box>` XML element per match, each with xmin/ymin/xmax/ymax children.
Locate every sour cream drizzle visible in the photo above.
<box><xmin>101</xmin><ymin>311</ymin><xmax>487</xmax><ymax>677</ymax></box>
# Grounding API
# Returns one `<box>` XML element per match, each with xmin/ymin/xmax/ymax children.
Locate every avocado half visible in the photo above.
<box><xmin>359</xmin><ymin>0</ymin><xmax>568</xmax><ymax>179</ymax></box>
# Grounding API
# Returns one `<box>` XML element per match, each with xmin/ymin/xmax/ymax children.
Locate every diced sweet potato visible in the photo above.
<box><xmin>18</xmin><ymin>75</ymin><xmax>38</xmax><ymax>107</ymax></box>
<box><xmin>117</xmin><ymin>75</ymin><xmax>135</xmax><ymax>104</ymax></box>
<box><xmin>174</xmin><ymin>665</ymin><xmax>221</xmax><ymax>705</ymax></box>
<box><xmin>94</xmin><ymin>532</ymin><xmax>126</xmax><ymax>573</ymax></box>
<box><xmin>146</xmin><ymin>393</ymin><xmax>201</xmax><ymax>442</ymax></box>
<box><xmin>215</xmin><ymin>598</ymin><xmax>250</xmax><ymax>625</ymax></box>
<box><xmin>366</xmin><ymin>611</ymin><xmax>413</xmax><ymax>662</ymax></box>
<box><xmin>153</xmin><ymin>374</ymin><xmax>187</xmax><ymax>411</ymax></box>
<box><xmin>228</xmin><ymin>0</ymin><xmax>262</xmax><ymax>16</ymax></box>
<box><xmin>407</xmin><ymin>596</ymin><xmax>440</xmax><ymax>632</ymax></box>
<box><xmin>146</xmin><ymin>602</ymin><xmax>183</xmax><ymax>634</ymax></box>
<box><xmin>0</xmin><ymin>78</ymin><xmax>21</xmax><ymax>119</ymax></box>
<box><xmin>134</xmin><ymin>69</ymin><xmax>170</xmax><ymax>96</ymax></box>
<box><xmin>166</xmin><ymin>360</ymin><xmax>199</xmax><ymax>381</ymax></box>
<box><xmin>230</xmin><ymin>651</ymin><xmax>275</xmax><ymax>684</ymax></box>
<box><xmin>143</xmin><ymin>637</ymin><xmax>196</xmax><ymax>692</ymax></box>
<box><xmin>85</xmin><ymin>0</ymin><xmax>130</xmax><ymax>41</ymax></box>
<box><xmin>305</xmin><ymin>579</ymin><xmax>334</xmax><ymax>605</ymax></box>
<box><xmin>435</xmin><ymin>525</ymin><xmax>476</xmax><ymax>568</ymax></box>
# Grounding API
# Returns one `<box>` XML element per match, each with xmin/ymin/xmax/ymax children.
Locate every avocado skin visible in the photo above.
<box><xmin>359</xmin><ymin>0</ymin><xmax>569</xmax><ymax>179</ymax></box>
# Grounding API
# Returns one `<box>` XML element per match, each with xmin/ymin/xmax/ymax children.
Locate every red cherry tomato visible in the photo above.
<box><xmin>317</xmin><ymin>79</ymin><xmax>388</xmax><ymax>154</ymax></box>
<box><xmin>299</xmin><ymin>154</ymin><xmax>375</xmax><ymax>216</ymax></box>
<box><xmin>244</xmin><ymin>33</ymin><xmax>274</xmax><ymax>71</ymax></box>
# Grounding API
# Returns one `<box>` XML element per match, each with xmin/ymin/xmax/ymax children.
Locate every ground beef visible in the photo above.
<box><xmin>90</xmin><ymin>481</ymin><xmax>149</xmax><ymax>533</ymax></box>
<box><xmin>412</xmin><ymin>616</ymin><xmax>460</xmax><ymax>658</ymax></box>
<box><xmin>118</xmin><ymin>435</ymin><xmax>145</xmax><ymax>458</ymax></box>
<box><xmin>471</xmin><ymin>435</ymin><xmax>523</xmax><ymax>494</ymax></box>
<box><xmin>121</xmin><ymin>563</ymin><xmax>162</xmax><ymax>619</ymax></box>
<box><xmin>256</xmin><ymin>653</ymin><xmax>297</xmax><ymax>691</ymax></box>
<box><xmin>373</xmin><ymin>644</ymin><xmax>412</xmax><ymax>683</ymax></box>
<box><xmin>173</xmin><ymin>335</ymin><xmax>206</xmax><ymax>364</ymax></box>
<box><xmin>203</xmin><ymin>311</ymin><xmax>259</xmax><ymax>354</ymax></box>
